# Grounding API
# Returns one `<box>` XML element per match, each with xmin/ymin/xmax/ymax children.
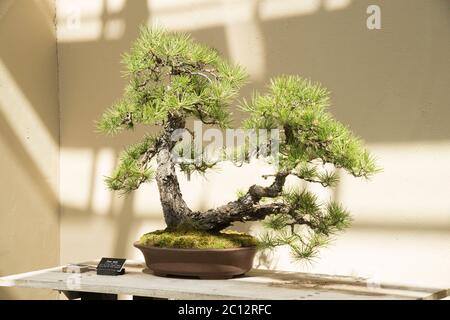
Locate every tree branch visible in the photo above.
<box><xmin>194</xmin><ymin>105</ymin><xmax>218</xmax><ymax>125</ymax></box>
<box><xmin>186</xmin><ymin>171</ymin><xmax>289</xmax><ymax>231</ymax></box>
<box><xmin>190</xmin><ymin>71</ymin><xmax>213</xmax><ymax>83</ymax></box>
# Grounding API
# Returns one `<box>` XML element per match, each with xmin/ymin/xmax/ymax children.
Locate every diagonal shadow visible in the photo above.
<box><xmin>0</xmin><ymin>110</ymin><xmax>57</xmax><ymax>207</ymax></box>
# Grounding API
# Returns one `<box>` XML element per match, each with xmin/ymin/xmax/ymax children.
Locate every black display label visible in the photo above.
<box><xmin>96</xmin><ymin>258</ymin><xmax>126</xmax><ymax>276</ymax></box>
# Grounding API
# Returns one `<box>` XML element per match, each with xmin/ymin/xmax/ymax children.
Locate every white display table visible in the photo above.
<box><xmin>0</xmin><ymin>260</ymin><xmax>447</xmax><ymax>300</ymax></box>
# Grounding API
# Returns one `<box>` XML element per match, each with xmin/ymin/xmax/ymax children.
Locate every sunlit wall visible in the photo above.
<box><xmin>0</xmin><ymin>0</ymin><xmax>59</xmax><ymax>299</ymax></box>
<box><xmin>56</xmin><ymin>0</ymin><xmax>450</xmax><ymax>288</ymax></box>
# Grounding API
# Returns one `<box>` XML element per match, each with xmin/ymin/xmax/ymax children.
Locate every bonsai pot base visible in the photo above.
<box><xmin>145</xmin><ymin>270</ymin><xmax>234</xmax><ymax>280</ymax></box>
<box><xmin>134</xmin><ymin>243</ymin><xmax>257</xmax><ymax>279</ymax></box>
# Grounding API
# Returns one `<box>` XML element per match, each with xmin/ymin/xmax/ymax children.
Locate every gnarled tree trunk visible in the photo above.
<box><xmin>155</xmin><ymin>114</ymin><xmax>192</xmax><ymax>230</ymax></box>
<box><xmin>154</xmin><ymin>113</ymin><xmax>288</xmax><ymax>231</ymax></box>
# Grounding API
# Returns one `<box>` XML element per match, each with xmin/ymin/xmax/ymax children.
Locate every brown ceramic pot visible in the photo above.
<box><xmin>134</xmin><ymin>242</ymin><xmax>257</xmax><ymax>279</ymax></box>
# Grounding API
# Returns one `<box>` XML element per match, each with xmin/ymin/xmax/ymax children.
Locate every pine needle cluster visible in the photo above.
<box><xmin>97</xmin><ymin>27</ymin><xmax>247</xmax><ymax>135</ymax></box>
<box><xmin>241</xmin><ymin>76</ymin><xmax>379</xmax><ymax>260</ymax></box>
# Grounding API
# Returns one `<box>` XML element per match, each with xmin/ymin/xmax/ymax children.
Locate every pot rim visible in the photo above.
<box><xmin>133</xmin><ymin>241</ymin><xmax>257</xmax><ymax>252</ymax></box>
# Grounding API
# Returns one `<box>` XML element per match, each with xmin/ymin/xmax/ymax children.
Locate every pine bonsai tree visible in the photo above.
<box><xmin>97</xmin><ymin>28</ymin><xmax>378</xmax><ymax>260</ymax></box>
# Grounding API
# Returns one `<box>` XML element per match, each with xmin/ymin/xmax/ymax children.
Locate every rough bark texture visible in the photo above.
<box><xmin>155</xmin><ymin>114</ymin><xmax>289</xmax><ymax>231</ymax></box>
<box><xmin>186</xmin><ymin>172</ymin><xmax>289</xmax><ymax>231</ymax></box>
<box><xmin>155</xmin><ymin>114</ymin><xmax>192</xmax><ymax>230</ymax></box>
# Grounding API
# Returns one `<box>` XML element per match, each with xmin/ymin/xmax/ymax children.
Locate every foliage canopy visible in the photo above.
<box><xmin>97</xmin><ymin>27</ymin><xmax>379</xmax><ymax>260</ymax></box>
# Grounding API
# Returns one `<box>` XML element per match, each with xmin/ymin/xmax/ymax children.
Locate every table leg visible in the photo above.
<box><xmin>62</xmin><ymin>291</ymin><xmax>118</xmax><ymax>300</ymax></box>
<box><xmin>133</xmin><ymin>296</ymin><xmax>168</xmax><ymax>300</ymax></box>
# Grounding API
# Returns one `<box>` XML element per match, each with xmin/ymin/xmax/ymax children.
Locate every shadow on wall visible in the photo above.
<box><xmin>2</xmin><ymin>0</ymin><xmax>449</xmax><ymax>274</ymax></box>
<box><xmin>0</xmin><ymin>0</ymin><xmax>59</xmax><ymax>299</ymax></box>
<box><xmin>0</xmin><ymin>277</ymin><xmax>11</xmax><ymax>300</ymax></box>
<box><xmin>54</xmin><ymin>0</ymin><xmax>450</xmax><ymax>263</ymax></box>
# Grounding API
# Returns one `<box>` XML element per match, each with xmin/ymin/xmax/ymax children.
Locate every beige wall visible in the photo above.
<box><xmin>0</xmin><ymin>0</ymin><xmax>59</xmax><ymax>299</ymax></box>
<box><xmin>56</xmin><ymin>0</ymin><xmax>450</xmax><ymax>288</ymax></box>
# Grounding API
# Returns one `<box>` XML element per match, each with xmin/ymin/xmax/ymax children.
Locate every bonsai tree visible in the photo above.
<box><xmin>97</xmin><ymin>28</ymin><xmax>378</xmax><ymax>260</ymax></box>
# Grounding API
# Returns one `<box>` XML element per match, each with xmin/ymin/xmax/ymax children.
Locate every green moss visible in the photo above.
<box><xmin>138</xmin><ymin>229</ymin><xmax>258</xmax><ymax>249</ymax></box>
